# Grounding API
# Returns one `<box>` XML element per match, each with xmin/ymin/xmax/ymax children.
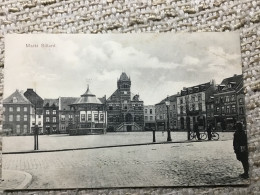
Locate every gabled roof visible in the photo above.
<box><xmin>24</xmin><ymin>88</ymin><xmax>44</xmax><ymax>108</ymax></box>
<box><xmin>43</xmin><ymin>99</ymin><xmax>59</xmax><ymax>107</ymax></box>
<box><xmin>3</xmin><ymin>90</ymin><xmax>31</xmax><ymax>104</ymax></box>
<box><xmin>60</xmin><ymin>97</ymin><xmax>78</xmax><ymax>111</ymax></box>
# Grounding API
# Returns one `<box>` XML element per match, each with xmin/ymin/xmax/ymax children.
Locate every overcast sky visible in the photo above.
<box><xmin>5</xmin><ymin>33</ymin><xmax>242</xmax><ymax>105</ymax></box>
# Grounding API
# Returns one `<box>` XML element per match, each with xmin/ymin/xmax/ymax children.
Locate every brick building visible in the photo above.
<box><xmin>58</xmin><ymin>97</ymin><xmax>78</xmax><ymax>134</ymax></box>
<box><xmin>3</xmin><ymin>90</ymin><xmax>33</xmax><ymax>135</ymax></box>
<box><xmin>177</xmin><ymin>80</ymin><xmax>216</xmax><ymax>131</ymax></box>
<box><xmin>43</xmin><ymin>99</ymin><xmax>59</xmax><ymax>134</ymax></box>
<box><xmin>144</xmin><ymin>105</ymin><xmax>156</xmax><ymax>130</ymax></box>
<box><xmin>214</xmin><ymin>74</ymin><xmax>244</xmax><ymax>131</ymax></box>
<box><xmin>155</xmin><ymin>95</ymin><xmax>178</xmax><ymax>131</ymax></box>
<box><xmin>106</xmin><ymin>72</ymin><xmax>144</xmax><ymax>132</ymax></box>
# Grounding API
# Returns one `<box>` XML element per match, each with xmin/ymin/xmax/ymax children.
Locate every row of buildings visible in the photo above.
<box><xmin>2</xmin><ymin>73</ymin><xmax>245</xmax><ymax>135</ymax></box>
<box><xmin>145</xmin><ymin>74</ymin><xmax>245</xmax><ymax>131</ymax></box>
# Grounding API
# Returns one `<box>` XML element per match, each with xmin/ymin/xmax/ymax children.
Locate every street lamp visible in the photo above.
<box><xmin>165</xmin><ymin>96</ymin><xmax>172</xmax><ymax>142</ymax></box>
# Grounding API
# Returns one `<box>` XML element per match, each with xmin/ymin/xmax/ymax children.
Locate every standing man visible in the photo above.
<box><xmin>207</xmin><ymin>123</ymin><xmax>213</xmax><ymax>140</ymax></box>
<box><xmin>194</xmin><ymin>122</ymin><xmax>201</xmax><ymax>140</ymax></box>
<box><xmin>233</xmin><ymin>122</ymin><xmax>249</xmax><ymax>179</ymax></box>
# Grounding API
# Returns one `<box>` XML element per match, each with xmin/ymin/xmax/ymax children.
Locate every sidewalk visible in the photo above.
<box><xmin>0</xmin><ymin>170</ymin><xmax>32</xmax><ymax>190</ymax></box>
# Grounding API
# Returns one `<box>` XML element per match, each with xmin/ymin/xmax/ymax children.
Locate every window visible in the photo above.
<box><xmin>226</xmin><ymin>96</ymin><xmax>229</xmax><ymax>102</ymax></box>
<box><xmin>180</xmin><ymin>98</ymin><xmax>183</xmax><ymax>104</ymax></box>
<box><xmin>24</xmin><ymin>107</ymin><xmax>27</xmax><ymax>112</ymax></box>
<box><xmin>109</xmin><ymin>106</ymin><xmax>113</xmax><ymax>110</ymax></box>
<box><xmin>69</xmin><ymin>115</ymin><xmax>73</xmax><ymax>119</ymax></box>
<box><xmin>239</xmin><ymin>98</ymin><xmax>243</xmax><ymax>104</ymax></box>
<box><xmin>53</xmin><ymin>110</ymin><xmax>56</xmax><ymax>115</ymax></box>
<box><xmin>94</xmin><ymin>114</ymin><xmax>98</xmax><ymax>121</ymax></box>
<box><xmin>226</xmin><ymin>106</ymin><xmax>230</xmax><ymax>113</ymax></box>
<box><xmin>232</xmin><ymin>105</ymin><xmax>236</xmax><ymax>113</ymax></box>
<box><xmin>198</xmin><ymin>103</ymin><xmax>202</xmax><ymax>110</ymax></box>
<box><xmin>145</xmin><ymin>109</ymin><xmax>147</xmax><ymax>114</ymax></box>
<box><xmin>61</xmin><ymin>115</ymin><xmax>65</xmax><ymax>121</ymax></box>
<box><xmin>16</xmin><ymin>115</ymin><xmax>20</xmax><ymax>121</ymax></box>
<box><xmin>23</xmin><ymin>125</ymin><xmax>27</xmax><ymax>133</ymax></box>
<box><xmin>198</xmin><ymin>94</ymin><xmax>202</xmax><ymax>101</ymax></box>
<box><xmin>38</xmin><ymin>115</ymin><xmax>41</xmax><ymax>118</ymax></box>
<box><xmin>16</xmin><ymin>125</ymin><xmax>20</xmax><ymax>133</ymax></box>
<box><xmin>88</xmin><ymin>114</ymin><xmax>92</xmax><ymax>121</ymax></box>
<box><xmin>192</xmin><ymin>104</ymin><xmax>195</xmax><ymax>111</ymax></box>
<box><xmin>124</xmin><ymin>91</ymin><xmax>127</xmax><ymax>94</ymax></box>
<box><xmin>150</xmin><ymin>109</ymin><xmax>153</xmax><ymax>114</ymax></box>
<box><xmin>53</xmin><ymin>117</ymin><xmax>56</xmax><ymax>123</ymax></box>
<box><xmin>211</xmin><ymin>104</ymin><xmax>214</xmax><ymax>109</ymax></box>
<box><xmin>46</xmin><ymin>117</ymin><xmax>50</xmax><ymax>122</ymax></box>
<box><xmin>231</xmin><ymin>95</ymin><xmax>235</xmax><ymax>101</ymax></box>
<box><xmin>216</xmin><ymin>107</ymin><xmax>220</xmax><ymax>113</ymax></box>
<box><xmin>172</xmin><ymin>105</ymin><xmax>175</xmax><ymax>110</ymax></box>
<box><xmin>24</xmin><ymin>115</ymin><xmax>28</xmax><ymax>121</ymax></box>
<box><xmin>9</xmin><ymin>107</ymin><xmax>13</xmax><ymax>112</ymax></box>
<box><xmin>221</xmin><ymin>106</ymin><xmax>225</xmax><ymax>113</ymax></box>
<box><xmin>100</xmin><ymin>114</ymin><xmax>104</xmax><ymax>121</ymax></box>
<box><xmin>145</xmin><ymin>116</ymin><xmax>148</xmax><ymax>120</ymax></box>
<box><xmin>46</xmin><ymin>110</ymin><xmax>50</xmax><ymax>115</ymax></box>
<box><xmin>13</xmin><ymin>97</ymin><xmax>17</xmax><ymax>103</ymax></box>
<box><xmin>215</xmin><ymin>98</ymin><xmax>219</xmax><ymax>104</ymax></box>
<box><xmin>180</xmin><ymin>106</ymin><xmax>183</xmax><ymax>114</ymax></box>
<box><xmin>81</xmin><ymin>114</ymin><xmax>86</xmax><ymax>121</ymax></box>
<box><xmin>192</xmin><ymin>96</ymin><xmax>195</xmax><ymax>102</ymax></box>
<box><xmin>9</xmin><ymin>115</ymin><xmax>13</xmax><ymax>121</ymax></box>
<box><xmin>124</xmin><ymin>100</ymin><xmax>127</xmax><ymax>104</ymax></box>
<box><xmin>239</xmin><ymin>107</ymin><xmax>244</xmax><ymax>114</ymax></box>
<box><xmin>150</xmin><ymin>116</ymin><xmax>153</xmax><ymax>121</ymax></box>
<box><xmin>17</xmin><ymin>107</ymin><xmax>20</xmax><ymax>112</ymax></box>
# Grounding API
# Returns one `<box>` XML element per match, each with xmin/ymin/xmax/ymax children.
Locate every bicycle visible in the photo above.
<box><xmin>200</xmin><ymin>131</ymin><xmax>220</xmax><ymax>141</ymax></box>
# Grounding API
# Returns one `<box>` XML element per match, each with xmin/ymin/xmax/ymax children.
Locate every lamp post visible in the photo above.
<box><xmin>165</xmin><ymin>96</ymin><xmax>172</xmax><ymax>142</ymax></box>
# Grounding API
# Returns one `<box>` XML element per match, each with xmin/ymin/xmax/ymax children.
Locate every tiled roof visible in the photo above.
<box><xmin>3</xmin><ymin>90</ymin><xmax>31</xmax><ymax>104</ymax></box>
<box><xmin>60</xmin><ymin>97</ymin><xmax>78</xmax><ymax>111</ymax></box>
<box><xmin>43</xmin><ymin>99</ymin><xmax>59</xmax><ymax>107</ymax></box>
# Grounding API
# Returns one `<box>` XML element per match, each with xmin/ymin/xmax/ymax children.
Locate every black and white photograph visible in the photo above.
<box><xmin>1</xmin><ymin>33</ymin><xmax>249</xmax><ymax>189</ymax></box>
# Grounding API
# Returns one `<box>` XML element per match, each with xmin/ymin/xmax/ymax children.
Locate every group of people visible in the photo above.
<box><xmin>191</xmin><ymin>122</ymin><xmax>214</xmax><ymax>140</ymax></box>
<box><xmin>190</xmin><ymin>121</ymin><xmax>249</xmax><ymax>179</ymax></box>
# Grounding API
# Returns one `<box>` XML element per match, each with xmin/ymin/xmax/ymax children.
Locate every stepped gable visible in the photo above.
<box><xmin>3</xmin><ymin>90</ymin><xmax>31</xmax><ymax>104</ymax></box>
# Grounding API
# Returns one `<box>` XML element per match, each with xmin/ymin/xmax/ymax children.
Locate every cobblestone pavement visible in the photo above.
<box><xmin>3</xmin><ymin>132</ymin><xmax>234</xmax><ymax>152</ymax></box>
<box><xmin>2</xmin><ymin>140</ymin><xmax>249</xmax><ymax>189</ymax></box>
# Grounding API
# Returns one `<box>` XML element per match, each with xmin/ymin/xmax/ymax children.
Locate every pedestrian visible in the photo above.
<box><xmin>207</xmin><ymin>123</ymin><xmax>213</xmax><ymax>140</ymax></box>
<box><xmin>233</xmin><ymin>122</ymin><xmax>249</xmax><ymax>179</ymax></box>
<box><xmin>194</xmin><ymin>122</ymin><xmax>201</xmax><ymax>140</ymax></box>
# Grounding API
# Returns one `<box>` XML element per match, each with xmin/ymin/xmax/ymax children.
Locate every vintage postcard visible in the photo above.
<box><xmin>1</xmin><ymin>33</ymin><xmax>249</xmax><ymax>189</ymax></box>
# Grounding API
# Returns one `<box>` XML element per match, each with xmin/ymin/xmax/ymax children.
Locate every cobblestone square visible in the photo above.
<box><xmin>2</xmin><ymin>132</ymin><xmax>249</xmax><ymax>189</ymax></box>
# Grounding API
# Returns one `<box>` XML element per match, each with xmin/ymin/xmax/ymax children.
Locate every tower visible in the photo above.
<box><xmin>117</xmin><ymin>72</ymin><xmax>131</xmax><ymax>105</ymax></box>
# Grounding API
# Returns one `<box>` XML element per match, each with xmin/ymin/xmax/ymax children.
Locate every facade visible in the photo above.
<box><xmin>58</xmin><ymin>97</ymin><xmax>78</xmax><ymax>134</ymax></box>
<box><xmin>155</xmin><ymin>95</ymin><xmax>178</xmax><ymax>131</ymax></box>
<box><xmin>3</xmin><ymin>90</ymin><xmax>33</xmax><ymax>135</ymax></box>
<box><xmin>214</xmin><ymin>74</ymin><xmax>244</xmax><ymax>131</ymax></box>
<box><xmin>24</xmin><ymin>89</ymin><xmax>44</xmax><ymax>134</ymax></box>
<box><xmin>68</xmin><ymin>86</ymin><xmax>107</xmax><ymax>135</ymax></box>
<box><xmin>43</xmin><ymin>99</ymin><xmax>59</xmax><ymax>134</ymax></box>
<box><xmin>144</xmin><ymin>105</ymin><xmax>156</xmax><ymax>130</ymax></box>
<box><xmin>177</xmin><ymin>80</ymin><xmax>216</xmax><ymax>131</ymax></box>
<box><xmin>106</xmin><ymin>72</ymin><xmax>144</xmax><ymax>132</ymax></box>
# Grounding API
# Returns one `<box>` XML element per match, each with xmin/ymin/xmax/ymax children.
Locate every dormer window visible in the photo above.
<box><xmin>12</xmin><ymin>97</ymin><xmax>17</xmax><ymax>103</ymax></box>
